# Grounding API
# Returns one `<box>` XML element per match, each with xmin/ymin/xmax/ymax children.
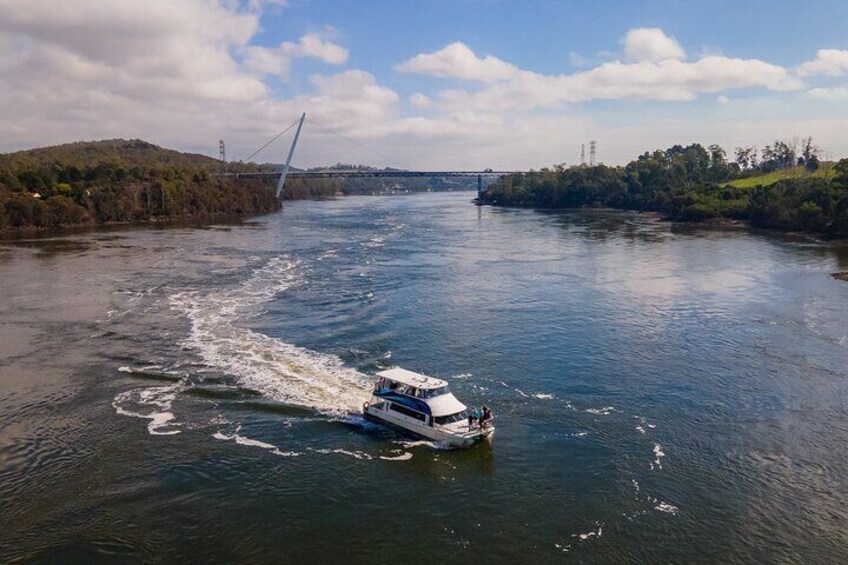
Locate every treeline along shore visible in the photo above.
<box><xmin>480</xmin><ymin>140</ymin><xmax>848</xmax><ymax>239</ymax></box>
<box><xmin>5</xmin><ymin>137</ymin><xmax>848</xmax><ymax>239</ymax></box>
<box><xmin>0</xmin><ymin>139</ymin><xmax>478</xmax><ymax>233</ymax></box>
<box><xmin>0</xmin><ymin>139</ymin><xmax>341</xmax><ymax>233</ymax></box>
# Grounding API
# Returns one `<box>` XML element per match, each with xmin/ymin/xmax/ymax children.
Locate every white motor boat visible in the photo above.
<box><xmin>363</xmin><ymin>367</ymin><xmax>494</xmax><ymax>448</ymax></box>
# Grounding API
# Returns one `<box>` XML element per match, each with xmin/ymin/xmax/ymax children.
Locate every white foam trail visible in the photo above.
<box><xmin>213</xmin><ymin>430</ymin><xmax>302</xmax><ymax>457</ymax></box>
<box><xmin>118</xmin><ymin>365</ymin><xmax>184</xmax><ymax>377</ymax></box>
<box><xmin>451</xmin><ymin>372</ymin><xmax>473</xmax><ymax>379</ymax></box>
<box><xmin>171</xmin><ymin>257</ymin><xmax>372</xmax><ymax>415</ymax></box>
<box><xmin>379</xmin><ymin>452</ymin><xmax>413</xmax><ymax>461</ymax></box>
<box><xmin>654</xmin><ymin>500</ymin><xmax>678</xmax><ymax>515</ymax></box>
<box><xmin>651</xmin><ymin>443</ymin><xmax>665</xmax><ymax>470</ymax></box>
<box><xmin>311</xmin><ymin>448</ymin><xmax>373</xmax><ymax>460</ymax></box>
<box><xmin>572</xmin><ymin>522</ymin><xmax>604</xmax><ymax>541</ymax></box>
<box><xmin>119</xmin><ymin>365</ymin><xmax>147</xmax><ymax>373</ymax></box>
<box><xmin>515</xmin><ymin>388</ymin><xmax>529</xmax><ymax>398</ymax></box>
<box><xmin>636</xmin><ymin>425</ymin><xmax>646</xmax><ymax>434</ymax></box>
<box><xmin>586</xmin><ymin>406</ymin><xmax>615</xmax><ymax>415</ymax></box>
<box><xmin>112</xmin><ymin>382</ymin><xmax>184</xmax><ymax>435</ymax></box>
<box><xmin>532</xmin><ymin>393</ymin><xmax>554</xmax><ymax>400</ymax></box>
<box><xmin>396</xmin><ymin>439</ymin><xmax>453</xmax><ymax>451</ymax></box>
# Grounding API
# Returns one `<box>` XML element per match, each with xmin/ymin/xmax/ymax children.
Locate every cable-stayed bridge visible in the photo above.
<box><xmin>219</xmin><ymin>113</ymin><xmax>519</xmax><ymax>199</ymax></box>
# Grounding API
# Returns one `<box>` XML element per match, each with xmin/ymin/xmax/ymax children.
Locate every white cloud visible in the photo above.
<box><xmin>408</xmin><ymin>93</ymin><xmax>432</xmax><ymax>107</ymax></box>
<box><xmin>623</xmin><ymin>28</ymin><xmax>686</xmax><ymax>62</ymax></box>
<box><xmin>0</xmin><ymin>1</ymin><xmax>387</xmax><ymax>163</ymax></box>
<box><xmin>807</xmin><ymin>86</ymin><xmax>848</xmax><ymax>100</ymax></box>
<box><xmin>301</xmin><ymin>70</ymin><xmax>400</xmax><ymax>132</ymax></box>
<box><xmin>798</xmin><ymin>49</ymin><xmax>848</xmax><ymax>77</ymax></box>
<box><xmin>569</xmin><ymin>51</ymin><xmax>591</xmax><ymax>68</ymax></box>
<box><xmin>397</xmin><ymin>42</ymin><xmax>518</xmax><ymax>82</ymax></box>
<box><xmin>717</xmin><ymin>94</ymin><xmax>731</xmax><ymax>104</ymax></box>
<box><xmin>295</xmin><ymin>32</ymin><xmax>348</xmax><ymax>64</ymax></box>
<box><xmin>401</xmin><ymin>31</ymin><xmax>799</xmax><ymax>112</ymax></box>
<box><xmin>247</xmin><ymin>0</ymin><xmax>287</xmax><ymax>11</ymax></box>
<box><xmin>0</xmin><ymin>0</ymin><xmax>266</xmax><ymax>104</ymax></box>
<box><xmin>244</xmin><ymin>32</ymin><xmax>348</xmax><ymax>76</ymax></box>
<box><xmin>433</xmin><ymin>54</ymin><xmax>802</xmax><ymax>111</ymax></box>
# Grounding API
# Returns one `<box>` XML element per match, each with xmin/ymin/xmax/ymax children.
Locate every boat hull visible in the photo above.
<box><xmin>363</xmin><ymin>405</ymin><xmax>493</xmax><ymax>449</ymax></box>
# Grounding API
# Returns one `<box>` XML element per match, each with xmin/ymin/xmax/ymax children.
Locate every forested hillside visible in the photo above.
<box><xmin>0</xmin><ymin>139</ymin><xmax>289</xmax><ymax>231</ymax></box>
<box><xmin>481</xmin><ymin>141</ymin><xmax>848</xmax><ymax>238</ymax></box>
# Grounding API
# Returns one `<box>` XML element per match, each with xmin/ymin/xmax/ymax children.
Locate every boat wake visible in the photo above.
<box><xmin>114</xmin><ymin>256</ymin><xmax>374</xmax><ymax>438</ymax></box>
<box><xmin>169</xmin><ymin>257</ymin><xmax>373</xmax><ymax>415</ymax></box>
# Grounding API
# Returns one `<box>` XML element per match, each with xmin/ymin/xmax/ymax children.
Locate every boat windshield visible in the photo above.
<box><xmin>419</xmin><ymin>386</ymin><xmax>449</xmax><ymax>399</ymax></box>
<box><xmin>434</xmin><ymin>410</ymin><xmax>468</xmax><ymax>425</ymax></box>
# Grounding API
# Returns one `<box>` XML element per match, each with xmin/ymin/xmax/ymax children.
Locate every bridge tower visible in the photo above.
<box><xmin>589</xmin><ymin>140</ymin><xmax>597</xmax><ymax>166</ymax></box>
<box><xmin>276</xmin><ymin>112</ymin><xmax>306</xmax><ymax>199</ymax></box>
<box><xmin>219</xmin><ymin>139</ymin><xmax>226</xmax><ymax>172</ymax></box>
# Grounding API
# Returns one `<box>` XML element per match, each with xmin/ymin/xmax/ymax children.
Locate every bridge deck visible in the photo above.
<box><xmin>214</xmin><ymin>170</ymin><xmax>517</xmax><ymax>179</ymax></box>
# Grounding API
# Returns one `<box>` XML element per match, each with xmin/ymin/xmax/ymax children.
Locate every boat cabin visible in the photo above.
<box><xmin>375</xmin><ymin>368</ymin><xmax>449</xmax><ymax>398</ymax></box>
<box><xmin>370</xmin><ymin>368</ymin><xmax>467</xmax><ymax>426</ymax></box>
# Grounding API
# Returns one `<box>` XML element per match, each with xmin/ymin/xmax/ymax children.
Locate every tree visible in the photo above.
<box><xmin>708</xmin><ymin>144</ymin><xmax>731</xmax><ymax>181</ymax></box>
<box><xmin>835</xmin><ymin>158</ymin><xmax>848</xmax><ymax>187</ymax></box>
<box><xmin>801</xmin><ymin>136</ymin><xmax>821</xmax><ymax>172</ymax></box>
<box><xmin>734</xmin><ymin>146</ymin><xmax>759</xmax><ymax>172</ymax></box>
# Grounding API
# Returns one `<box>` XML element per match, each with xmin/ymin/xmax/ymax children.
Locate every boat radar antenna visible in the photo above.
<box><xmin>276</xmin><ymin>112</ymin><xmax>306</xmax><ymax>199</ymax></box>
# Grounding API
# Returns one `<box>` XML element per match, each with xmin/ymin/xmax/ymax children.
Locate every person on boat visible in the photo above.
<box><xmin>472</xmin><ymin>407</ymin><xmax>482</xmax><ymax>429</ymax></box>
<box><xmin>480</xmin><ymin>406</ymin><xmax>493</xmax><ymax>430</ymax></box>
<box><xmin>468</xmin><ymin>411</ymin><xmax>477</xmax><ymax>430</ymax></box>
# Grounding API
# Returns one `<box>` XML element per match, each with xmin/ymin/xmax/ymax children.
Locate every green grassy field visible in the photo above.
<box><xmin>724</xmin><ymin>163</ymin><xmax>835</xmax><ymax>188</ymax></box>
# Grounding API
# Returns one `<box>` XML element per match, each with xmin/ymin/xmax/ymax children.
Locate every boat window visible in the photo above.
<box><xmin>419</xmin><ymin>386</ymin><xmax>449</xmax><ymax>399</ymax></box>
<box><xmin>434</xmin><ymin>410</ymin><xmax>468</xmax><ymax>425</ymax></box>
<box><xmin>397</xmin><ymin>385</ymin><xmax>419</xmax><ymax>396</ymax></box>
<box><xmin>389</xmin><ymin>403</ymin><xmax>426</xmax><ymax>422</ymax></box>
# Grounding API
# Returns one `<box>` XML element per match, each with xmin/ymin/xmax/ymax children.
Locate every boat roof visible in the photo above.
<box><xmin>376</xmin><ymin>367</ymin><xmax>448</xmax><ymax>390</ymax></box>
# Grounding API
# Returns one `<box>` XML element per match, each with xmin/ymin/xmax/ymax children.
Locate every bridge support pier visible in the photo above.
<box><xmin>477</xmin><ymin>174</ymin><xmax>483</xmax><ymax>201</ymax></box>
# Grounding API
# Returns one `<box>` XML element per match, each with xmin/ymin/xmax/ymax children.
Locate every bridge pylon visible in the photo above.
<box><xmin>276</xmin><ymin>112</ymin><xmax>306</xmax><ymax>199</ymax></box>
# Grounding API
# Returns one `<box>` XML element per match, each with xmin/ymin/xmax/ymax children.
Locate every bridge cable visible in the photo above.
<box><xmin>304</xmin><ymin>117</ymin><xmax>398</xmax><ymax>168</ymax></box>
<box><xmin>241</xmin><ymin>117</ymin><xmax>301</xmax><ymax>164</ymax></box>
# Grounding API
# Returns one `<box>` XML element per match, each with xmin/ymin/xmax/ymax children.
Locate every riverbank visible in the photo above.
<box><xmin>479</xmin><ymin>144</ymin><xmax>848</xmax><ymax>239</ymax></box>
<box><xmin>0</xmin><ymin>139</ymin><xmax>294</xmax><ymax>233</ymax></box>
<box><xmin>0</xmin><ymin>209</ymin><xmax>282</xmax><ymax>239</ymax></box>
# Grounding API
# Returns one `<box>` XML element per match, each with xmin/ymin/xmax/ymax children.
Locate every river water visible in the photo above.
<box><xmin>1</xmin><ymin>192</ymin><xmax>847</xmax><ymax>563</ymax></box>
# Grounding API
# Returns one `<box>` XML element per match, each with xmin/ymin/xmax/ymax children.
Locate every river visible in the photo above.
<box><xmin>1</xmin><ymin>192</ymin><xmax>847</xmax><ymax>563</ymax></box>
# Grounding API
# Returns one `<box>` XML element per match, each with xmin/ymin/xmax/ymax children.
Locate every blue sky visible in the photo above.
<box><xmin>1</xmin><ymin>0</ymin><xmax>847</xmax><ymax>168</ymax></box>
<box><xmin>266</xmin><ymin>0</ymin><xmax>846</xmax><ymax>73</ymax></box>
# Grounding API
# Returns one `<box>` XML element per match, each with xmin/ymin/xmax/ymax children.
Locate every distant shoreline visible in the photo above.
<box><xmin>0</xmin><ymin>209</ymin><xmax>280</xmax><ymax>239</ymax></box>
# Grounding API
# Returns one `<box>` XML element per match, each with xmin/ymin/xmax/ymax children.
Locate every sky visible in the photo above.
<box><xmin>1</xmin><ymin>0</ymin><xmax>847</xmax><ymax>169</ymax></box>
